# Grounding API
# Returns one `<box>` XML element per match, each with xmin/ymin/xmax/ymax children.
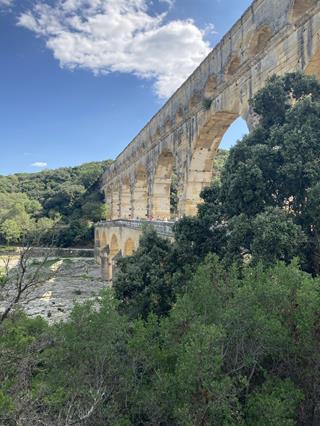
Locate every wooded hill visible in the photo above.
<box><xmin>0</xmin><ymin>160</ymin><xmax>112</xmax><ymax>247</ymax></box>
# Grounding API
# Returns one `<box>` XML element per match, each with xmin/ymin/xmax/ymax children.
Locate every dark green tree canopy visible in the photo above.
<box><xmin>175</xmin><ymin>72</ymin><xmax>320</xmax><ymax>273</ymax></box>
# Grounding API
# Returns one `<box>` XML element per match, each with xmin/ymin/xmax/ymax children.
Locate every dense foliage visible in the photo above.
<box><xmin>1</xmin><ymin>259</ymin><xmax>319</xmax><ymax>424</ymax></box>
<box><xmin>0</xmin><ymin>161</ymin><xmax>112</xmax><ymax>246</ymax></box>
<box><xmin>1</xmin><ymin>73</ymin><xmax>319</xmax><ymax>425</ymax></box>
<box><xmin>174</xmin><ymin>73</ymin><xmax>320</xmax><ymax>274</ymax></box>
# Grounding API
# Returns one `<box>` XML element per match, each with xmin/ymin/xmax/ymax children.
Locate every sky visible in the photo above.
<box><xmin>0</xmin><ymin>0</ymin><xmax>252</xmax><ymax>175</ymax></box>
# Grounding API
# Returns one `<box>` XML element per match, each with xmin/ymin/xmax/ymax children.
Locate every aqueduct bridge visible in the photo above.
<box><xmin>95</xmin><ymin>0</ymin><xmax>320</xmax><ymax>278</ymax></box>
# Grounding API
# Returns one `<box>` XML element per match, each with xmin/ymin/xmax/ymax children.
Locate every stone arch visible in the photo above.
<box><xmin>133</xmin><ymin>165</ymin><xmax>148</xmax><ymax>219</ymax></box>
<box><xmin>225</xmin><ymin>56</ymin><xmax>241</xmax><ymax>80</ymax></box>
<box><xmin>249</xmin><ymin>26</ymin><xmax>273</xmax><ymax>55</ymax></box>
<box><xmin>289</xmin><ymin>0</ymin><xmax>315</xmax><ymax>23</ymax></box>
<box><xmin>100</xmin><ymin>230</ymin><xmax>108</xmax><ymax>249</ymax></box>
<box><xmin>120</xmin><ymin>178</ymin><xmax>132</xmax><ymax>219</ymax></box>
<box><xmin>180</xmin><ymin>111</ymin><xmax>242</xmax><ymax>216</ymax></box>
<box><xmin>152</xmin><ymin>150</ymin><xmax>175</xmax><ymax>220</ymax></box>
<box><xmin>124</xmin><ymin>238</ymin><xmax>135</xmax><ymax>256</ymax></box>
<box><xmin>110</xmin><ymin>234</ymin><xmax>120</xmax><ymax>258</ymax></box>
<box><xmin>203</xmin><ymin>75</ymin><xmax>217</xmax><ymax>99</ymax></box>
<box><xmin>189</xmin><ymin>92</ymin><xmax>201</xmax><ymax>110</ymax></box>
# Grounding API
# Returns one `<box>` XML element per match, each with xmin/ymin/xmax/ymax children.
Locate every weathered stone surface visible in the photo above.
<box><xmin>0</xmin><ymin>258</ymin><xmax>107</xmax><ymax>324</ymax></box>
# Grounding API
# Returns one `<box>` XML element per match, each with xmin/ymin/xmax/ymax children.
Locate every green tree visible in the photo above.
<box><xmin>174</xmin><ymin>73</ymin><xmax>320</xmax><ymax>273</ymax></box>
<box><xmin>0</xmin><ymin>219</ymin><xmax>22</xmax><ymax>243</ymax></box>
<box><xmin>0</xmin><ymin>160</ymin><xmax>112</xmax><ymax>247</ymax></box>
<box><xmin>114</xmin><ymin>226</ymin><xmax>175</xmax><ymax>319</ymax></box>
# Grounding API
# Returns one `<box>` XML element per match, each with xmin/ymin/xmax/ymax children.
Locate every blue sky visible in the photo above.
<box><xmin>0</xmin><ymin>0</ymin><xmax>251</xmax><ymax>175</ymax></box>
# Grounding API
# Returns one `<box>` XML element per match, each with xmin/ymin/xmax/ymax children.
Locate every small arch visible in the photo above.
<box><xmin>225</xmin><ymin>56</ymin><xmax>241</xmax><ymax>80</ymax></box>
<box><xmin>124</xmin><ymin>238</ymin><xmax>135</xmax><ymax>256</ymax></box>
<box><xmin>249</xmin><ymin>26</ymin><xmax>273</xmax><ymax>55</ymax></box>
<box><xmin>203</xmin><ymin>75</ymin><xmax>217</xmax><ymax>99</ymax></box>
<box><xmin>120</xmin><ymin>178</ymin><xmax>132</xmax><ymax>219</ymax></box>
<box><xmin>110</xmin><ymin>234</ymin><xmax>119</xmax><ymax>258</ymax></box>
<box><xmin>133</xmin><ymin>165</ymin><xmax>148</xmax><ymax>219</ymax></box>
<box><xmin>289</xmin><ymin>0</ymin><xmax>315</xmax><ymax>23</ymax></box>
<box><xmin>189</xmin><ymin>92</ymin><xmax>201</xmax><ymax>110</ymax></box>
<box><xmin>152</xmin><ymin>150</ymin><xmax>175</xmax><ymax>220</ymax></box>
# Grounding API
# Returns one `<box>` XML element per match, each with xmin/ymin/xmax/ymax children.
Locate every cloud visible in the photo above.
<box><xmin>17</xmin><ymin>0</ymin><xmax>213</xmax><ymax>98</ymax></box>
<box><xmin>31</xmin><ymin>162</ymin><xmax>48</xmax><ymax>168</ymax></box>
<box><xmin>0</xmin><ymin>0</ymin><xmax>13</xmax><ymax>7</ymax></box>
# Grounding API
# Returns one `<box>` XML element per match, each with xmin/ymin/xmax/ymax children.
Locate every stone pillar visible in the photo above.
<box><xmin>100</xmin><ymin>246</ymin><xmax>112</xmax><ymax>282</ymax></box>
<box><xmin>242</xmin><ymin>107</ymin><xmax>260</xmax><ymax>131</ymax></box>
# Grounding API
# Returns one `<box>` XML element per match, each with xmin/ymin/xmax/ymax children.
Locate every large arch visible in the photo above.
<box><xmin>152</xmin><ymin>150</ymin><xmax>175</xmax><ymax>220</ymax></box>
<box><xmin>180</xmin><ymin>112</ymin><xmax>247</xmax><ymax>217</ymax></box>
<box><xmin>120</xmin><ymin>178</ymin><xmax>132</xmax><ymax>219</ymax></box>
<box><xmin>124</xmin><ymin>238</ymin><xmax>135</xmax><ymax>256</ymax></box>
<box><xmin>289</xmin><ymin>0</ymin><xmax>315</xmax><ymax>23</ymax></box>
<box><xmin>132</xmin><ymin>165</ymin><xmax>148</xmax><ymax>219</ymax></box>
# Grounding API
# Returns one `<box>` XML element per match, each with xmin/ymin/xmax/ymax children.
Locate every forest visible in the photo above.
<box><xmin>0</xmin><ymin>160</ymin><xmax>112</xmax><ymax>247</ymax></box>
<box><xmin>1</xmin><ymin>72</ymin><xmax>320</xmax><ymax>425</ymax></box>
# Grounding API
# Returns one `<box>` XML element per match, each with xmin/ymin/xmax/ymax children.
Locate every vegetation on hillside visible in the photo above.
<box><xmin>0</xmin><ymin>160</ymin><xmax>112</xmax><ymax>247</ymax></box>
<box><xmin>1</xmin><ymin>73</ymin><xmax>320</xmax><ymax>425</ymax></box>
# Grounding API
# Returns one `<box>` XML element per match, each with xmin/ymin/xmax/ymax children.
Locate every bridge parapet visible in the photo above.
<box><xmin>96</xmin><ymin>219</ymin><xmax>175</xmax><ymax>238</ymax></box>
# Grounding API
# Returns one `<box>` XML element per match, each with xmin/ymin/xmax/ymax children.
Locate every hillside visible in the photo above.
<box><xmin>0</xmin><ymin>160</ymin><xmax>112</xmax><ymax>247</ymax></box>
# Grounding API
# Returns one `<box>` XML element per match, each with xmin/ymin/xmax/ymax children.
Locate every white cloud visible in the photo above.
<box><xmin>31</xmin><ymin>162</ymin><xmax>48</xmax><ymax>168</ymax></box>
<box><xmin>0</xmin><ymin>0</ymin><xmax>13</xmax><ymax>7</ymax></box>
<box><xmin>17</xmin><ymin>0</ymin><xmax>213</xmax><ymax>98</ymax></box>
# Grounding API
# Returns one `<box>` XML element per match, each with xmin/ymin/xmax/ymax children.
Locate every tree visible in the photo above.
<box><xmin>174</xmin><ymin>73</ymin><xmax>320</xmax><ymax>273</ymax></box>
<box><xmin>0</xmin><ymin>243</ymin><xmax>61</xmax><ymax>324</ymax></box>
<box><xmin>0</xmin><ymin>219</ymin><xmax>22</xmax><ymax>243</ymax></box>
<box><xmin>114</xmin><ymin>226</ymin><xmax>175</xmax><ymax>319</ymax></box>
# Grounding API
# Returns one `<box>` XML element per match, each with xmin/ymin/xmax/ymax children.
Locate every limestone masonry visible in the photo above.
<box><xmin>96</xmin><ymin>0</ymin><xmax>320</xmax><ymax>278</ymax></box>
